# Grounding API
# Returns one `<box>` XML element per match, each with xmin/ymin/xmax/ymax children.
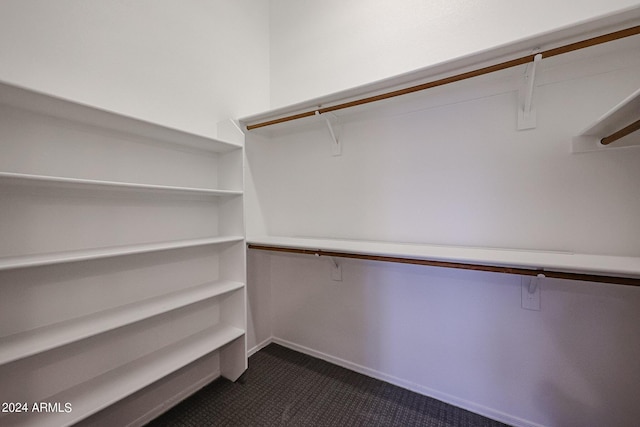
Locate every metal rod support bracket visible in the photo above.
<box><xmin>518</xmin><ymin>53</ymin><xmax>542</xmax><ymax>130</ymax></box>
<box><xmin>316</xmin><ymin>111</ymin><xmax>341</xmax><ymax>156</ymax></box>
<box><xmin>328</xmin><ymin>256</ymin><xmax>342</xmax><ymax>281</ymax></box>
<box><xmin>528</xmin><ymin>273</ymin><xmax>545</xmax><ymax>294</ymax></box>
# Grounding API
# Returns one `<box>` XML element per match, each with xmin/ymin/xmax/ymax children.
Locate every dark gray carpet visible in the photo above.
<box><xmin>146</xmin><ymin>343</ymin><xmax>510</xmax><ymax>427</ymax></box>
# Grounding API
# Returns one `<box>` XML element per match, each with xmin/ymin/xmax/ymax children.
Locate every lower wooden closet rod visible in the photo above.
<box><xmin>248</xmin><ymin>244</ymin><xmax>640</xmax><ymax>287</ymax></box>
<box><xmin>246</xmin><ymin>24</ymin><xmax>640</xmax><ymax>130</ymax></box>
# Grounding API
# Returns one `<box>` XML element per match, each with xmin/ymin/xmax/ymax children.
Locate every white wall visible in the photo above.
<box><xmin>267</xmin><ymin>255</ymin><xmax>640</xmax><ymax>427</ymax></box>
<box><xmin>251</xmin><ymin>57</ymin><xmax>640</xmax><ymax>255</ymax></box>
<box><xmin>0</xmin><ymin>0</ymin><xmax>270</xmax><ymax>137</ymax></box>
<box><xmin>247</xmin><ymin>10</ymin><xmax>640</xmax><ymax>427</ymax></box>
<box><xmin>269</xmin><ymin>0</ymin><xmax>640</xmax><ymax>107</ymax></box>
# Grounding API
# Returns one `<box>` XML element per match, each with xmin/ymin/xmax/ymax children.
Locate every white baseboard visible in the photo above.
<box><xmin>271</xmin><ymin>337</ymin><xmax>545</xmax><ymax>427</ymax></box>
<box><xmin>126</xmin><ymin>370</ymin><xmax>220</xmax><ymax>427</ymax></box>
<box><xmin>248</xmin><ymin>337</ymin><xmax>273</xmax><ymax>357</ymax></box>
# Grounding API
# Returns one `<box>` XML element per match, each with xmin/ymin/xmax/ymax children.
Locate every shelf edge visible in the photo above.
<box><xmin>0</xmin><ymin>80</ymin><xmax>242</xmax><ymax>153</ymax></box>
<box><xmin>0</xmin><ymin>171</ymin><xmax>243</xmax><ymax>196</ymax></box>
<box><xmin>0</xmin><ymin>280</ymin><xmax>245</xmax><ymax>366</ymax></box>
<box><xmin>0</xmin><ymin>236</ymin><xmax>245</xmax><ymax>271</ymax></box>
<box><xmin>247</xmin><ymin>236</ymin><xmax>640</xmax><ymax>286</ymax></box>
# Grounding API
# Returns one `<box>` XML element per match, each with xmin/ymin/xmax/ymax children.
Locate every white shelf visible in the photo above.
<box><xmin>0</xmin><ymin>79</ymin><xmax>248</xmax><ymax>425</ymax></box>
<box><xmin>0</xmin><ymin>236</ymin><xmax>244</xmax><ymax>271</ymax></box>
<box><xmin>0</xmin><ymin>172</ymin><xmax>243</xmax><ymax>197</ymax></box>
<box><xmin>0</xmin><ymin>280</ymin><xmax>244</xmax><ymax>366</ymax></box>
<box><xmin>248</xmin><ymin>236</ymin><xmax>640</xmax><ymax>279</ymax></box>
<box><xmin>0</xmin><ymin>81</ymin><xmax>242</xmax><ymax>153</ymax></box>
<box><xmin>572</xmin><ymin>87</ymin><xmax>640</xmax><ymax>152</ymax></box>
<box><xmin>1</xmin><ymin>324</ymin><xmax>244</xmax><ymax>427</ymax></box>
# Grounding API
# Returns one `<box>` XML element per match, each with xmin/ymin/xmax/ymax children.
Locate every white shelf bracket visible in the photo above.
<box><xmin>217</xmin><ymin>119</ymin><xmax>245</xmax><ymax>145</ymax></box>
<box><xmin>313</xmin><ymin>252</ymin><xmax>342</xmax><ymax>281</ymax></box>
<box><xmin>528</xmin><ymin>273</ymin><xmax>545</xmax><ymax>294</ymax></box>
<box><xmin>518</xmin><ymin>53</ymin><xmax>542</xmax><ymax>130</ymax></box>
<box><xmin>316</xmin><ymin>111</ymin><xmax>342</xmax><ymax>156</ymax></box>
<box><xmin>521</xmin><ymin>273</ymin><xmax>544</xmax><ymax>311</ymax></box>
<box><xmin>329</xmin><ymin>256</ymin><xmax>342</xmax><ymax>281</ymax></box>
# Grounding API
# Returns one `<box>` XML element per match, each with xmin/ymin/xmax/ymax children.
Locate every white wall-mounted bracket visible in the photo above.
<box><xmin>315</xmin><ymin>111</ymin><xmax>342</xmax><ymax>156</ymax></box>
<box><xmin>518</xmin><ymin>53</ymin><xmax>542</xmax><ymax>130</ymax></box>
<box><xmin>314</xmin><ymin>252</ymin><xmax>343</xmax><ymax>281</ymax></box>
<box><xmin>521</xmin><ymin>273</ymin><xmax>544</xmax><ymax>311</ymax></box>
<box><xmin>329</xmin><ymin>256</ymin><xmax>342</xmax><ymax>281</ymax></box>
<box><xmin>217</xmin><ymin>119</ymin><xmax>245</xmax><ymax>145</ymax></box>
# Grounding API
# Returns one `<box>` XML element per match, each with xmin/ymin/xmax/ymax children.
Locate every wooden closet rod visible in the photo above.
<box><xmin>247</xmin><ymin>25</ymin><xmax>640</xmax><ymax>130</ymax></box>
<box><xmin>601</xmin><ymin>118</ymin><xmax>640</xmax><ymax>145</ymax></box>
<box><xmin>247</xmin><ymin>244</ymin><xmax>640</xmax><ymax>287</ymax></box>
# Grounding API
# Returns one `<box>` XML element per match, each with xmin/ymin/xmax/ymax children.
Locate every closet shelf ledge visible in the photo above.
<box><xmin>247</xmin><ymin>236</ymin><xmax>640</xmax><ymax>286</ymax></box>
<box><xmin>0</xmin><ymin>236</ymin><xmax>244</xmax><ymax>271</ymax></box>
<box><xmin>0</xmin><ymin>280</ymin><xmax>245</xmax><ymax>366</ymax></box>
<box><xmin>0</xmin><ymin>81</ymin><xmax>242</xmax><ymax>153</ymax></box>
<box><xmin>0</xmin><ymin>172</ymin><xmax>243</xmax><ymax>196</ymax></box>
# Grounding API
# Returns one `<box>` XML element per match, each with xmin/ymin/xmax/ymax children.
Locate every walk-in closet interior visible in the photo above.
<box><xmin>1</xmin><ymin>2</ymin><xmax>639</xmax><ymax>426</ymax></box>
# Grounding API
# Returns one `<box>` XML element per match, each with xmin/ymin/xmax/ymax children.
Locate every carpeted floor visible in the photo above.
<box><xmin>146</xmin><ymin>343</ymin><xmax>509</xmax><ymax>427</ymax></box>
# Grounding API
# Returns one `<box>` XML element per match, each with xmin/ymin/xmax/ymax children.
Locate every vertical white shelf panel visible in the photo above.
<box><xmin>0</xmin><ymin>81</ymin><xmax>247</xmax><ymax>426</ymax></box>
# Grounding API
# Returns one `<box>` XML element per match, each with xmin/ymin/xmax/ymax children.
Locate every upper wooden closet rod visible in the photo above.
<box><xmin>601</xmin><ymin>118</ymin><xmax>640</xmax><ymax>145</ymax></box>
<box><xmin>247</xmin><ymin>25</ymin><xmax>640</xmax><ymax>131</ymax></box>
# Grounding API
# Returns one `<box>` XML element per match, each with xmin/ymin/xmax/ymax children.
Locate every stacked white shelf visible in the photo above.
<box><xmin>0</xmin><ymin>81</ymin><xmax>247</xmax><ymax>426</ymax></box>
<box><xmin>0</xmin><ymin>279</ymin><xmax>245</xmax><ymax>365</ymax></box>
<box><xmin>0</xmin><ymin>236</ymin><xmax>243</xmax><ymax>271</ymax></box>
<box><xmin>0</xmin><ymin>172</ymin><xmax>244</xmax><ymax>197</ymax></box>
